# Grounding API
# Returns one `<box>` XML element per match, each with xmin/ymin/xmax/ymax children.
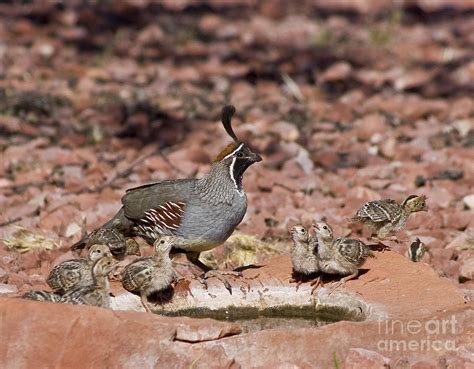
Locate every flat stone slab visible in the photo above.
<box><xmin>0</xmin><ymin>298</ymin><xmax>471</xmax><ymax>368</ymax></box>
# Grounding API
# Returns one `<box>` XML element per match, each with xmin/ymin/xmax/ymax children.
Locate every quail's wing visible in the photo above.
<box><xmin>121</xmin><ymin>257</ymin><xmax>154</xmax><ymax>292</ymax></box>
<box><xmin>121</xmin><ymin>179</ymin><xmax>194</xmax><ymax>233</ymax></box>
<box><xmin>335</xmin><ymin>238</ymin><xmax>373</xmax><ymax>264</ymax></box>
<box><xmin>47</xmin><ymin>259</ymin><xmax>89</xmax><ymax>292</ymax></box>
<box><xmin>356</xmin><ymin>199</ymin><xmax>401</xmax><ymax>222</ymax></box>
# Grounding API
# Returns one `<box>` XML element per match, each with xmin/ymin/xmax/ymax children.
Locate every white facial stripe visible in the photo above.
<box><xmin>223</xmin><ymin>143</ymin><xmax>244</xmax><ymax>160</ymax></box>
<box><xmin>229</xmin><ymin>157</ymin><xmax>237</xmax><ymax>188</ymax></box>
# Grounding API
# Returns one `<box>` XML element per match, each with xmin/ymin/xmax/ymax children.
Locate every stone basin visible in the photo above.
<box><xmin>1</xmin><ymin>250</ymin><xmax>470</xmax><ymax>368</ymax></box>
<box><xmin>112</xmin><ymin>251</ymin><xmax>465</xmax><ymax>321</ymax></box>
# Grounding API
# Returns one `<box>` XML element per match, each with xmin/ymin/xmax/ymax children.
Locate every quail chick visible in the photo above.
<box><xmin>289</xmin><ymin>225</ymin><xmax>320</xmax><ymax>292</ymax></box>
<box><xmin>407</xmin><ymin>238</ymin><xmax>427</xmax><ymax>262</ymax></box>
<box><xmin>350</xmin><ymin>195</ymin><xmax>427</xmax><ymax>239</ymax></box>
<box><xmin>22</xmin><ymin>290</ymin><xmax>61</xmax><ymax>303</ymax></box>
<box><xmin>121</xmin><ymin>235</ymin><xmax>177</xmax><ymax>313</ymax></box>
<box><xmin>313</xmin><ymin>222</ymin><xmax>374</xmax><ymax>291</ymax></box>
<box><xmin>47</xmin><ymin>244</ymin><xmax>112</xmax><ymax>294</ymax></box>
<box><xmin>60</xmin><ymin>256</ymin><xmax>119</xmax><ymax>308</ymax></box>
<box><xmin>72</xmin><ymin>228</ymin><xmax>141</xmax><ymax>259</ymax></box>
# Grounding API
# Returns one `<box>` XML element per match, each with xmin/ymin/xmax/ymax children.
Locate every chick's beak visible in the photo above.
<box><xmin>251</xmin><ymin>152</ymin><xmax>262</xmax><ymax>162</ymax></box>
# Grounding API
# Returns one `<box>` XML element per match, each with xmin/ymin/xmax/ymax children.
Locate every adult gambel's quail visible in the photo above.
<box><xmin>71</xmin><ymin>105</ymin><xmax>261</xmax><ymax>290</ymax></box>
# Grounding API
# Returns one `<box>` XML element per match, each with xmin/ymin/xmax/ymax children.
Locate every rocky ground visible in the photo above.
<box><xmin>0</xmin><ymin>1</ymin><xmax>473</xmax><ymax>367</ymax></box>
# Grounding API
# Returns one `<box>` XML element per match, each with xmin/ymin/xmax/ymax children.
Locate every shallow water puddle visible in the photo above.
<box><xmin>159</xmin><ymin>304</ymin><xmax>364</xmax><ymax>332</ymax></box>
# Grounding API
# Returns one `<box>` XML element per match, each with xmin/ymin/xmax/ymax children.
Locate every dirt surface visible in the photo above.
<box><xmin>0</xmin><ymin>1</ymin><xmax>473</xmax><ymax>367</ymax></box>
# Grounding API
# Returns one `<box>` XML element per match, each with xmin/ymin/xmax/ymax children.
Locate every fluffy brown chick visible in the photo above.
<box><xmin>289</xmin><ymin>225</ymin><xmax>320</xmax><ymax>292</ymax></box>
<box><xmin>350</xmin><ymin>195</ymin><xmax>427</xmax><ymax>239</ymax></box>
<box><xmin>121</xmin><ymin>235</ymin><xmax>177</xmax><ymax>313</ymax></box>
<box><xmin>47</xmin><ymin>244</ymin><xmax>112</xmax><ymax>294</ymax></box>
<box><xmin>60</xmin><ymin>256</ymin><xmax>119</xmax><ymax>308</ymax></box>
<box><xmin>313</xmin><ymin>222</ymin><xmax>374</xmax><ymax>291</ymax></box>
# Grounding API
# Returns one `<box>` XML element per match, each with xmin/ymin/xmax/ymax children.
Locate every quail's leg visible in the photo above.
<box><xmin>186</xmin><ymin>252</ymin><xmax>240</xmax><ymax>294</ymax></box>
<box><xmin>310</xmin><ymin>277</ymin><xmax>322</xmax><ymax>294</ymax></box>
<box><xmin>289</xmin><ymin>278</ymin><xmax>304</xmax><ymax>291</ymax></box>
<box><xmin>289</xmin><ymin>271</ymin><xmax>305</xmax><ymax>291</ymax></box>
<box><xmin>329</xmin><ymin>272</ymin><xmax>358</xmax><ymax>294</ymax></box>
<box><xmin>140</xmin><ymin>292</ymin><xmax>151</xmax><ymax>313</ymax></box>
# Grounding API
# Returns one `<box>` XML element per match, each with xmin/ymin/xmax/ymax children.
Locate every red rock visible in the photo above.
<box><xmin>352</xmin><ymin>113</ymin><xmax>387</xmax><ymax>141</ymax></box>
<box><xmin>0</xmin><ymin>267</ymin><xmax>7</xmax><ymax>284</ymax></box>
<box><xmin>320</xmin><ymin>62</ymin><xmax>352</xmax><ymax>82</ymax></box>
<box><xmin>463</xmin><ymin>194</ymin><xmax>474</xmax><ymax>210</ymax></box>
<box><xmin>344</xmin><ymin>348</ymin><xmax>390</xmax><ymax>369</ymax></box>
<box><xmin>199</xmin><ymin>15</ymin><xmax>222</xmax><ymax>33</ymax></box>
<box><xmin>442</xmin><ymin>211</ymin><xmax>472</xmax><ymax>230</ymax></box>
<box><xmin>459</xmin><ymin>255</ymin><xmax>474</xmax><ymax>282</ymax></box>
<box><xmin>272</xmin><ymin>121</ymin><xmax>300</xmax><ymax>142</ymax></box>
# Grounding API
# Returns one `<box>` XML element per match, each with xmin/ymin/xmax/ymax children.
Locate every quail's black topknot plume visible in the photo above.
<box><xmin>221</xmin><ymin>105</ymin><xmax>238</xmax><ymax>142</ymax></box>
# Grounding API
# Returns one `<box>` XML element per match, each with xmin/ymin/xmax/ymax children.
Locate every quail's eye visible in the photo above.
<box><xmin>236</xmin><ymin>152</ymin><xmax>244</xmax><ymax>158</ymax></box>
<box><xmin>323</xmin><ymin>226</ymin><xmax>327</xmax><ymax>230</ymax></box>
<box><xmin>160</xmin><ymin>240</ymin><xmax>165</xmax><ymax>244</ymax></box>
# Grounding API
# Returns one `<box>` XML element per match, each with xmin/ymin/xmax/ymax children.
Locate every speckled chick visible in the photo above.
<box><xmin>290</xmin><ymin>225</ymin><xmax>319</xmax><ymax>275</ymax></box>
<box><xmin>71</xmin><ymin>228</ymin><xmax>141</xmax><ymax>259</ymax></box>
<box><xmin>290</xmin><ymin>225</ymin><xmax>321</xmax><ymax>292</ymax></box>
<box><xmin>313</xmin><ymin>222</ymin><xmax>374</xmax><ymax>289</ymax></box>
<box><xmin>407</xmin><ymin>238</ymin><xmax>427</xmax><ymax>262</ymax></box>
<box><xmin>121</xmin><ymin>235</ymin><xmax>177</xmax><ymax>313</ymax></box>
<box><xmin>350</xmin><ymin>195</ymin><xmax>427</xmax><ymax>239</ymax></box>
<box><xmin>22</xmin><ymin>290</ymin><xmax>61</xmax><ymax>303</ymax></box>
<box><xmin>60</xmin><ymin>256</ymin><xmax>119</xmax><ymax>308</ymax></box>
<box><xmin>47</xmin><ymin>244</ymin><xmax>112</xmax><ymax>294</ymax></box>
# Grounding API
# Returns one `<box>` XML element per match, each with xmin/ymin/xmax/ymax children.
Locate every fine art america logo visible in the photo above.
<box><xmin>377</xmin><ymin>316</ymin><xmax>458</xmax><ymax>352</ymax></box>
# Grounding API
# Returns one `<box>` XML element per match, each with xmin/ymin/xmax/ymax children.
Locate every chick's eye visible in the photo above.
<box><xmin>160</xmin><ymin>240</ymin><xmax>165</xmax><ymax>244</ymax></box>
<box><xmin>323</xmin><ymin>226</ymin><xmax>327</xmax><ymax>230</ymax></box>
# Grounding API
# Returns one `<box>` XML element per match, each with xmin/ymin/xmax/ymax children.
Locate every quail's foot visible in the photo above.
<box><xmin>289</xmin><ymin>275</ymin><xmax>321</xmax><ymax>292</ymax></box>
<box><xmin>289</xmin><ymin>277</ymin><xmax>304</xmax><ymax>291</ymax></box>
<box><xmin>197</xmin><ymin>270</ymin><xmax>242</xmax><ymax>294</ymax></box>
<box><xmin>310</xmin><ymin>277</ymin><xmax>322</xmax><ymax>295</ymax></box>
<box><xmin>140</xmin><ymin>293</ymin><xmax>151</xmax><ymax>313</ymax></box>
<box><xmin>186</xmin><ymin>252</ymin><xmax>241</xmax><ymax>294</ymax></box>
<box><xmin>328</xmin><ymin>273</ymin><xmax>358</xmax><ymax>295</ymax></box>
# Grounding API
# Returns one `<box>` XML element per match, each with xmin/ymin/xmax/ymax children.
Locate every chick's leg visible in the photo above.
<box><xmin>329</xmin><ymin>272</ymin><xmax>358</xmax><ymax>294</ymax></box>
<box><xmin>140</xmin><ymin>292</ymin><xmax>151</xmax><ymax>313</ymax></box>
